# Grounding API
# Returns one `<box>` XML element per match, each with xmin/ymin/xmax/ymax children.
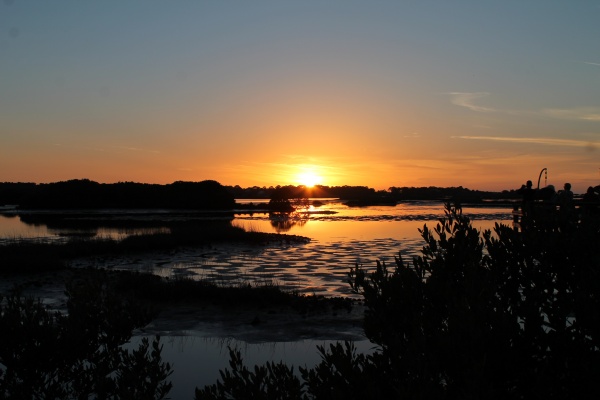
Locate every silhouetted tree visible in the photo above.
<box><xmin>268</xmin><ymin>187</ymin><xmax>295</xmax><ymax>212</ymax></box>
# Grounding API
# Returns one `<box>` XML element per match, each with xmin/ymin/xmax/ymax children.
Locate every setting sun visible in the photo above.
<box><xmin>296</xmin><ymin>168</ymin><xmax>322</xmax><ymax>187</ymax></box>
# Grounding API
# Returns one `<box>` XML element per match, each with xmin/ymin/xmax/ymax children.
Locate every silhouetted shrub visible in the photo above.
<box><xmin>0</xmin><ymin>275</ymin><xmax>172</xmax><ymax>399</ymax></box>
<box><xmin>196</xmin><ymin>347</ymin><xmax>303</xmax><ymax>400</ymax></box>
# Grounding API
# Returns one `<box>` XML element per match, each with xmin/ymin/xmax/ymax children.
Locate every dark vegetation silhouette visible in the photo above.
<box><xmin>0</xmin><ymin>180</ymin><xmax>528</xmax><ymax>210</ymax></box>
<box><xmin>0</xmin><ymin>179</ymin><xmax>235</xmax><ymax>209</ymax></box>
<box><xmin>388</xmin><ymin>185</ymin><xmax>521</xmax><ymax>202</ymax></box>
<box><xmin>0</xmin><ymin>271</ymin><xmax>172</xmax><ymax>399</ymax></box>
<box><xmin>196</xmin><ymin>204</ymin><xmax>600</xmax><ymax>399</ymax></box>
<box><xmin>0</xmin><ymin>271</ymin><xmax>352</xmax><ymax>398</ymax></box>
<box><xmin>4</xmin><ymin>180</ymin><xmax>598</xmax><ymax>212</ymax></box>
<box><xmin>268</xmin><ymin>187</ymin><xmax>297</xmax><ymax>212</ymax></box>
<box><xmin>227</xmin><ymin>184</ymin><xmax>524</xmax><ymax>204</ymax></box>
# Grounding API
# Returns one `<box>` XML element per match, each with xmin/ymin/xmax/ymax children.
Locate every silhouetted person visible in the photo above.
<box><xmin>582</xmin><ymin>186</ymin><xmax>599</xmax><ymax>217</ymax></box>
<box><xmin>558</xmin><ymin>182</ymin><xmax>575</xmax><ymax>227</ymax></box>
<box><xmin>535</xmin><ymin>184</ymin><xmax>559</xmax><ymax>227</ymax></box>
<box><xmin>558</xmin><ymin>183</ymin><xmax>573</xmax><ymax>210</ymax></box>
<box><xmin>517</xmin><ymin>180</ymin><xmax>535</xmax><ymax>227</ymax></box>
<box><xmin>518</xmin><ymin>180</ymin><xmax>535</xmax><ymax>202</ymax></box>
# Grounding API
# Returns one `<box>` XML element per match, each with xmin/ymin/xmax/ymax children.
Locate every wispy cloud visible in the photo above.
<box><xmin>581</xmin><ymin>61</ymin><xmax>600</xmax><ymax>67</ymax></box>
<box><xmin>542</xmin><ymin>107</ymin><xmax>600</xmax><ymax>121</ymax></box>
<box><xmin>446</xmin><ymin>92</ymin><xmax>496</xmax><ymax>112</ymax></box>
<box><xmin>447</xmin><ymin>92</ymin><xmax>600</xmax><ymax>122</ymax></box>
<box><xmin>453</xmin><ymin>135</ymin><xmax>599</xmax><ymax>149</ymax></box>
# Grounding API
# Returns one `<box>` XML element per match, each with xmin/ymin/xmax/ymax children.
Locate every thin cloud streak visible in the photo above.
<box><xmin>542</xmin><ymin>108</ymin><xmax>600</xmax><ymax>121</ymax></box>
<box><xmin>447</xmin><ymin>92</ymin><xmax>496</xmax><ymax>112</ymax></box>
<box><xmin>448</xmin><ymin>92</ymin><xmax>600</xmax><ymax>122</ymax></box>
<box><xmin>582</xmin><ymin>61</ymin><xmax>600</xmax><ymax>67</ymax></box>
<box><xmin>453</xmin><ymin>135</ymin><xmax>599</xmax><ymax>148</ymax></box>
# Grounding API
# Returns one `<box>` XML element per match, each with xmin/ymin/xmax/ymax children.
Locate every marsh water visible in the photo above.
<box><xmin>0</xmin><ymin>200</ymin><xmax>514</xmax><ymax>396</ymax></box>
<box><xmin>0</xmin><ymin>200</ymin><xmax>513</xmax><ymax>298</ymax></box>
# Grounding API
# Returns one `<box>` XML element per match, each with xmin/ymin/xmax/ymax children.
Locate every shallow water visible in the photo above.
<box><xmin>51</xmin><ymin>201</ymin><xmax>513</xmax><ymax>297</ymax></box>
<box><xmin>125</xmin><ymin>336</ymin><xmax>376</xmax><ymax>398</ymax></box>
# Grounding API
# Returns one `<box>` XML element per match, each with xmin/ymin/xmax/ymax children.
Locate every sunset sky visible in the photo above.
<box><xmin>1</xmin><ymin>1</ymin><xmax>599</xmax><ymax>193</ymax></box>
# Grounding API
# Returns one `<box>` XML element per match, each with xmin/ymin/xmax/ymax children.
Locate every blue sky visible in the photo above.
<box><xmin>1</xmin><ymin>1</ymin><xmax>599</xmax><ymax>192</ymax></box>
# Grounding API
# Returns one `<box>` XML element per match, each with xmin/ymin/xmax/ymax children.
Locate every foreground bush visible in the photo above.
<box><xmin>0</xmin><ymin>276</ymin><xmax>172</xmax><ymax>399</ymax></box>
<box><xmin>196</xmin><ymin>204</ymin><xmax>600</xmax><ymax>399</ymax></box>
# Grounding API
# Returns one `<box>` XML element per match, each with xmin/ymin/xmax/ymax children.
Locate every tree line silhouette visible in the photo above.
<box><xmin>0</xmin><ymin>179</ymin><xmax>235</xmax><ymax>209</ymax></box>
<box><xmin>0</xmin><ymin>179</ymin><xmax>523</xmax><ymax>210</ymax></box>
<box><xmin>226</xmin><ymin>184</ymin><xmax>519</xmax><ymax>203</ymax></box>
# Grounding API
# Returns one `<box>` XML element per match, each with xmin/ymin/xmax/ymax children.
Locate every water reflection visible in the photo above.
<box><xmin>126</xmin><ymin>335</ymin><xmax>375</xmax><ymax>399</ymax></box>
<box><xmin>269</xmin><ymin>211</ymin><xmax>309</xmax><ymax>233</ymax></box>
<box><xmin>235</xmin><ymin>201</ymin><xmax>512</xmax><ymax>243</ymax></box>
<box><xmin>0</xmin><ymin>201</ymin><xmax>513</xmax><ymax>243</ymax></box>
<box><xmin>0</xmin><ymin>213</ymin><xmax>50</xmax><ymax>241</ymax></box>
